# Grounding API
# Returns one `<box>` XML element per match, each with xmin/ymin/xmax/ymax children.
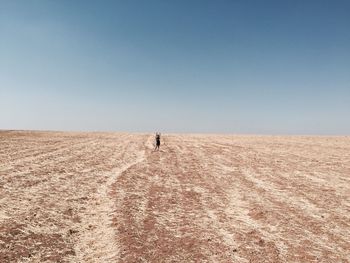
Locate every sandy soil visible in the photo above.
<box><xmin>0</xmin><ymin>131</ymin><xmax>349</xmax><ymax>262</ymax></box>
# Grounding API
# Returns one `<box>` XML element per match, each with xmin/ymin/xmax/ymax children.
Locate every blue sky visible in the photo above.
<box><xmin>1</xmin><ymin>0</ymin><xmax>349</xmax><ymax>134</ymax></box>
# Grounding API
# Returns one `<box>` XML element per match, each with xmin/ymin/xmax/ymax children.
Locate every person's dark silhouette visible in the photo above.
<box><xmin>154</xmin><ymin>132</ymin><xmax>161</xmax><ymax>151</ymax></box>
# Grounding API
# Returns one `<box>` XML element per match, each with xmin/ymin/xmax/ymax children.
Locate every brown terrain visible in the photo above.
<box><xmin>0</xmin><ymin>130</ymin><xmax>349</xmax><ymax>262</ymax></box>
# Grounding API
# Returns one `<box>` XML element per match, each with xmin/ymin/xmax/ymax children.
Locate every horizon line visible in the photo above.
<box><xmin>1</xmin><ymin>129</ymin><xmax>349</xmax><ymax>137</ymax></box>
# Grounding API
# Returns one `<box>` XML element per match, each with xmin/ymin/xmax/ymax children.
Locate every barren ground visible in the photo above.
<box><xmin>0</xmin><ymin>130</ymin><xmax>349</xmax><ymax>262</ymax></box>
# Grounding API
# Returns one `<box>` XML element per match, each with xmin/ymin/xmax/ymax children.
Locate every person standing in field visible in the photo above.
<box><xmin>154</xmin><ymin>132</ymin><xmax>161</xmax><ymax>151</ymax></box>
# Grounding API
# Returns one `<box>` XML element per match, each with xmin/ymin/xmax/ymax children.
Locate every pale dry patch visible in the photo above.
<box><xmin>73</xmin><ymin>154</ymin><xmax>145</xmax><ymax>262</ymax></box>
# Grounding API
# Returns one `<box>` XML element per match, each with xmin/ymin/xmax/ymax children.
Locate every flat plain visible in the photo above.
<box><xmin>0</xmin><ymin>130</ymin><xmax>349</xmax><ymax>262</ymax></box>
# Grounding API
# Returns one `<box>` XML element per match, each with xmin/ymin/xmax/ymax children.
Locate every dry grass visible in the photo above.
<box><xmin>1</xmin><ymin>131</ymin><xmax>349</xmax><ymax>262</ymax></box>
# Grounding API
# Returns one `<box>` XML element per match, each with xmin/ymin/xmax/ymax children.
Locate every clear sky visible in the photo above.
<box><xmin>1</xmin><ymin>0</ymin><xmax>349</xmax><ymax>134</ymax></box>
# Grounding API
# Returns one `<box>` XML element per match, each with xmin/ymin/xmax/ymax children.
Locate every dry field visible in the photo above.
<box><xmin>0</xmin><ymin>130</ymin><xmax>349</xmax><ymax>263</ymax></box>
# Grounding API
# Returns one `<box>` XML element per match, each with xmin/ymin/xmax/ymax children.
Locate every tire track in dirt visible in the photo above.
<box><xmin>184</xmin><ymin>140</ymin><xmax>282</xmax><ymax>263</ymax></box>
<box><xmin>0</xmin><ymin>132</ymin><xmax>146</xmax><ymax>262</ymax></box>
<box><xmin>73</xmin><ymin>136</ymin><xmax>147</xmax><ymax>262</ymax></box>
<box><xmin>210</xmin><ymin>139</ymin><xmax>350</xmax><ymax>262</ymax></box>
<box><xmin>111</xmin><ymin>134</ymin><xmax>350</xmax><ymax>262</ymax></box>
<box><xmin>112</xmin><ymin>135</ymin><xmax>240</xmax><ymax>262</ymax></box>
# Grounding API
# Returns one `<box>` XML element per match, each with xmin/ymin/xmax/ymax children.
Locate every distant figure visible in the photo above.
<box><xmin>154</xmin><ymin>132</ymin><xmax>161</xmax><ymax>151</ymax></box>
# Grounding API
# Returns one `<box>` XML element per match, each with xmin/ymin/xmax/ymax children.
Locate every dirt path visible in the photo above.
<box><xmin>1</xmin><ymin>131</ymin><xmax>349</xmax><ymax>262</ymax></box>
